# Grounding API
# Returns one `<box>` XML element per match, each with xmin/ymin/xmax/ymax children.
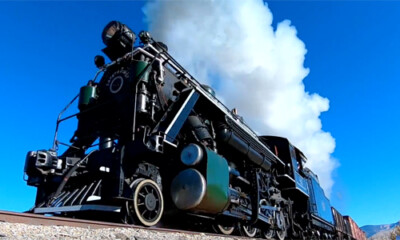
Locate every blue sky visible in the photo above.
<box><xmin>267</xmin><ymin>1</ymin><xmax>400</xmax><ymax>227</ymax></box>
<box><xmin>0</xmin><ymin>1</ymin><xmax>399</xmax><ymax>228</ymax></box>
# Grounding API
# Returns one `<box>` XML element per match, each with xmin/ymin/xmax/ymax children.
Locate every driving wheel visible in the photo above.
<box><xmin>133</xmin><ymin>179</ymin><xmax>164</xmax><ymax>226</ymax></box>
<box><xmin>212</xmin><ymin>223</ymin><xmax>235</xmax><ymax>235</ymax></box>
<box><xmin>275</xmin><ymin>211</ymin><xmax>287</xmax><ymax>240</ymax></box>
<box><xmin>238</xmin><ymin>222</ymin><xmax>258</xmax><ymax>237</ymax></box>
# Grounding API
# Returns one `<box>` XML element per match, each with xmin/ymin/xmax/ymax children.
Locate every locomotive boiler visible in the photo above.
<box><xmin>24</xmin><ymin>21</ymin><xmax>365</xmax><ymax>240</ymax></box>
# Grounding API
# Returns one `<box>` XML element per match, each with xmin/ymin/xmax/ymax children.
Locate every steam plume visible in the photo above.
<box><xmin>144</xmin><ymin>0</ymin><xmax>337</xmax><ymax>195</ymax></box>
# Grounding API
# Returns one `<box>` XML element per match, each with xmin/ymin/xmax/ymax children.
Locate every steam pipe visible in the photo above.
<box><xmin>217</xmin><ymin>127</ymin><xmax>271</xmax><ymax>171</ymax></box>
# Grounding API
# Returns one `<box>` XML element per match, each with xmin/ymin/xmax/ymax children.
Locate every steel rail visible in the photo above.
<box><xmin>0</xmin><ymin>210</ymin><xmax>132</xmax><ymax>229</ymax></box>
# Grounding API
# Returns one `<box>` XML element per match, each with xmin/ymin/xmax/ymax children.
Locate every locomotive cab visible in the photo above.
<box><xmin>260</xmin><ymin>136</ymin><xmax>309</xmax><ymax>198</ymax></box>
<box><xmin>259</xmin><ymin>136</ymin><xmax>311</xmax><ymax>235</ymax></box>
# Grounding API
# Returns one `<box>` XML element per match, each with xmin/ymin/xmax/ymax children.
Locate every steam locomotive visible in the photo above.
<box><xmin>24</xmin><ymin>21</ymin><xmax>365</xmax><ymax>239</ymax></box>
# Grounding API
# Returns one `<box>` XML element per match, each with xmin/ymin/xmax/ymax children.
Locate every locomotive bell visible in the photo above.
<box><xmin>139</xmin><ymin>31</ymin><xmax>151</xmax><ymax>44</ymax></box>
<box><xmin>94</xmin><ymin>55</ymin><xmax>105</xmax><ymax>69</ymax></box>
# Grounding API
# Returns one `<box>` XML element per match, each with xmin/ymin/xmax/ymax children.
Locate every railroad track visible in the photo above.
<box><xmin>0</xmin><ymin>210</ymin><xmax>138</xmax><ymax>229</ymax></box>
<box><xmin>0</xmin><ymin>210</ymin><xmax>253</xmax><ymax>239</ymax></box>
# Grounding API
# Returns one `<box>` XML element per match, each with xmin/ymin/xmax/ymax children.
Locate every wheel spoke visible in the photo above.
<box><xmin>141</xmin><ymin>209</ymin><xmax>148</xmax><ymax>218</ymax></box>
<box><xmin>148</xmin><ymin>211</ymin><xmax>155</xmax><ymax>220</ymax></box>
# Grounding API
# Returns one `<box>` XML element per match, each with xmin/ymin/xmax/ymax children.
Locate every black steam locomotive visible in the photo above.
<box><xmin>24</xmin><ymin>21</ymin><xmax>352</xmax><ymax>239</ymax></box>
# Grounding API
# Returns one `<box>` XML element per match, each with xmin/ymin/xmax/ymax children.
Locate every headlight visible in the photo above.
<box><xmin>102</xmin><ymin>21</ymin><xmax>135</xmax><ymax>48</ymax></box>
<box><xmin>101</xmin><ymin>21</ymin><xmax>136</xmax><ymax>60</ymax></box>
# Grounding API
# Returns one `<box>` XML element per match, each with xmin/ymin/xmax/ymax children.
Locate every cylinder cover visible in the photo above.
<box><xmin>170</xmin><ymin>168</ymin><xmax>206</xmax><ymax>210</ymax></box>
<box><xmin>180</xmin><ymin>143</ymin><xmax>204</xmax><ymax>166</ymax></box>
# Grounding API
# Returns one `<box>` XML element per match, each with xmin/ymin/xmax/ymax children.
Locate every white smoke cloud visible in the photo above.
<box><xmin>144</xmin><ymin>0</ymin><xmax>337</xmax><ymax>196</ymax></box>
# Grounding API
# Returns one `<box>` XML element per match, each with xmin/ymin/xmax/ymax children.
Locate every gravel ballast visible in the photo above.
<box><xmin>0</xmin><ymin>222</ymin><xmax>243</xmax><ymax>240</ymax></box>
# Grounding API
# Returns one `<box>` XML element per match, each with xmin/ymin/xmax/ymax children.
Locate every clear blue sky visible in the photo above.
<box><xmin>0</xmin><ymin>1</ymin><xmax>399</xmax><ymax>227</ymax></box>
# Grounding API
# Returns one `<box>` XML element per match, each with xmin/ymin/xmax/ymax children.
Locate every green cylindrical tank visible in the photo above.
<box><xmin>170</xmin><ymin>145</ymin><xmax>230</xmax><ymax>214</ymax></box>
<box><xmin>132</xmin><ymin>61</ymin><xmax>150</xmax><ymax>83</ymax></box>
<box><xmin>79</xmin><ymin>85</ymin><xmax>97</xmax><ymax>109</ymax></box>
<box><xmin>195</xmin><ymin>148</ymin><xmax>230</xmax><ymax>213</ymax></box>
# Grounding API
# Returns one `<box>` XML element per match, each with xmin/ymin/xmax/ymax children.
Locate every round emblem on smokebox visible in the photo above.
<box><xmin>109</xmin><ymin>76</ymin><xmax>124</xmax><ymax>93</ymax></box>
<box><xmin>106</xmin><ymin>69</ymin><xmax>129</xmax><ymax>94</ymax></box>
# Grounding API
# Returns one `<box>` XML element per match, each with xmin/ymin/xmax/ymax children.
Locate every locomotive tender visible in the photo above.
<box><xmin>24</xmin><ymin>21</ymin><xmax>364</xmax><ymax>239</ymax></box>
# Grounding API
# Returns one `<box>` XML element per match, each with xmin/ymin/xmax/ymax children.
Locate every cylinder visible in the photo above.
<box><xmin>171</xmin><ymin>148</ymin><xmax>230</xmax><ymax>214</ymax></box>
<box><xmin>217</xmin><ymin>128</ymin><xmax>271</xmax><ymax>170</ymax></box>
<box><xmin>170</xmin><ymin>168</ymin><xmax>206</xmax><ymax>210</ymax></box>
<box><xmin>180</xmin><ymin>143</ymin><xmax>204</xmax><ymax>166</ymax></box>
<box><xmin>136</xmin><ymin>83</ymin><xmax>149</xmax><ymax>113</ymax></box>
<box><xmin>133</xmin><ymin>61</ymin><xmax>150</xmax><ymax>83</ymax></box>
<box><xmin>195</xmin><ymin>149</ymin><xmax>230</xmax><ymax>213</ymax></box>
<box><xmin>79</xmin><ymin>85</ymin><xmax>97</xmax><ymax>109</ymax></box>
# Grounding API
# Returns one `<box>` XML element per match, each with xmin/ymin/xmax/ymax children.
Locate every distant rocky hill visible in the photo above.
<box><xmin>361</xmin><ymin>221</ymin><xmax>399</xmax><ymax>239</ymax></box>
